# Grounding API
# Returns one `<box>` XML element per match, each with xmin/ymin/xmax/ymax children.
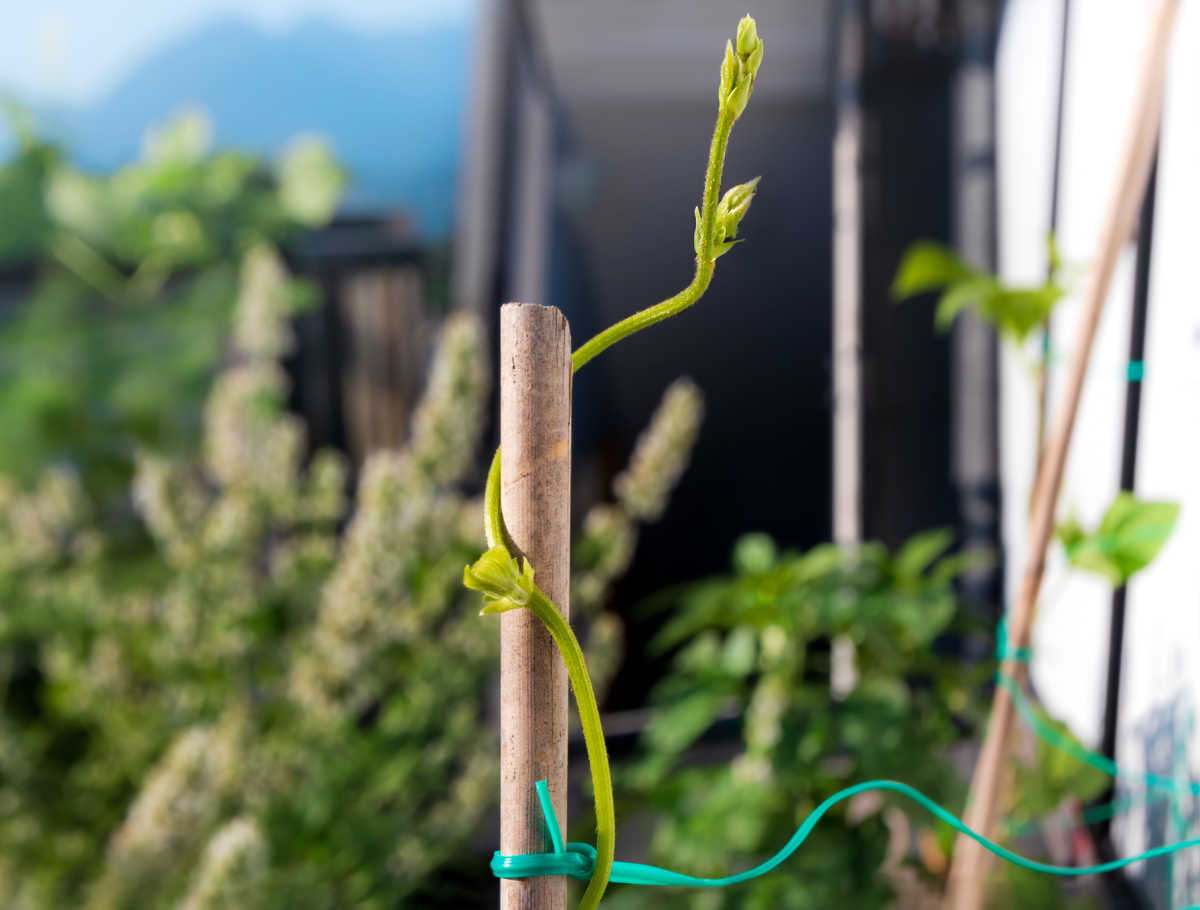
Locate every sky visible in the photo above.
<box><xmin>0</xmin><ymin>0</ymin><xmax>476</xmax><ymax>106</ymax></box>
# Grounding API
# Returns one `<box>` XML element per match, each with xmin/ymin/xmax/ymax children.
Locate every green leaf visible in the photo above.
<box><xmin>928</xmin><ymin>548</ymin><xmax>996</xmax><ymax>588</ymax></box>
<box><xmin>1097</xmin><ymin>493</ymin><xmax>1180</xmax><ymax>580</ymax></box>
<box><xmin>641</xmin><ymin>690</ymin><xmax>730</xmax><ymax>765</ymax></box>
<box><xmin>142</xmin><ymin>109</ymin><xmax>213</xmax><ymax>165</ymax></box>
<box><xmin>933</xmin><ymin>279</ymin><xmax>992</xmax><ymax>332</ymax></box>
<box><xmin>1046</xmin><ymin>233</ymin><xmax>1062</xmax><ymax>279</ymax></box>
<box><xmin>894</xmin><ymin>239</ymin><xmax>1065</xmax><ymax>346</ymax></box>
<box><xmin>732</xmin><ymin>532</ymin><xmax>777</xmax><ymax>574</ymax></box>
<box><xmin>856</xmin><ymin>674</ymin><xmax>910</xmax><ymax>712</ymax></box>
<box><xmin>891</xmin><ymin>242</ymin><xmax>978</xmax><ymax>300</ymax></box>
<box><xmin>721</xmin><ymin>625</ymin><xmax>757</xmax><ymax>677</ymax></box>
<box><xmin>891</xmin><ymin>593</ymin><xmax>956</xmax><ymax>644</ymax></box>
<box><xmin>791</xmin><ymin>542</ymin><xmax>843</xmax><ymax>584</ymax></box>
<box><xmin>892</xmin><ymin>528</ymin><xmax>953</xmax><ymax>580</ymax></box>
<box><xmin>1055</xmin><ymin>516</ymin><xmax>1085</xmax><ymax>553</ymax></box>
<box><xmin>1059</xmin><ymin>493</ymin><xmax>1180</xmax><ymax>585</ymax></box>
<box><xmin>45</xmin><ymin>169</ymin><xmax>111</xmax><ymax>241</ymax></box>
<box><xmin>278</xmin><ymin>136</ymin><xmax>344</xmax><ymax>228</ymax></box>
<box><xmin>1010</xmin><ymin>705</ymin><xmax>1109</xmax><ymax>823</ymax></box>
<box><xmin>711</xmin><ymin>237</ymin><xmax>744</xmax><ymax>259</ymax></box>
<box><xmin>979</xmin><ymin>284</ymin><xmax>1062</xmax><ymax>345</ymax></box>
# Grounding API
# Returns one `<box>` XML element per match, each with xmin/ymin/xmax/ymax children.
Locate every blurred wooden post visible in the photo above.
<box><xmin>943</xmin><ymin>3</ymin><xmax>1178</xmax><ymax>908</ymax></box>
<box><xmin>832</xmin><ymin>0</ymin><xmax>864</xmax><ymax>549</ymax></box>
<box><xmin>338</xmin><ymin>264</ymin><xmax>435</xmax><ymax>462</ymax></box>
<box><xmin>500</xmin><ymin>303</ymin><xmax>572</xmax><ymax>910</ymax></box>
<box><xmin>951</xmin><ymin>0</ymin><xmax>1002</xmax><ymax>623</ymax></box>
<box><xmin>830</xmin><ymin>0</ymin><xmax>865</xmax><ymax>703</ymax></box>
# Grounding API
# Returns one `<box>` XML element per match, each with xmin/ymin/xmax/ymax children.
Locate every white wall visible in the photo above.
<box><xmin>997</xmin><ymin>0</ymin><xmax>1200</xmax><ymax>884</ymax></box>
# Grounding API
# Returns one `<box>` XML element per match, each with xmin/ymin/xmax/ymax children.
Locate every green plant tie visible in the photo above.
<box><xmin>994</xmin><ymin>615</ymin><xmax>1031</xmax><ymax>663</ymax></box>
<box><xmin>492</xmin><ymin>778</ymin><xmax>1200</xmax><ymax>886</ymax></box>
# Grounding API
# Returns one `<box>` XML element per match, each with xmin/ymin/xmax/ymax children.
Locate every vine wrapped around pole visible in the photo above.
<box><xmin>495</xmin><ymin>304</ymin><xmax>573</xmax><ymax>910</ymax></box>
<box><xmin>466</xmin><ymin>15</ymin><xmax>764</xmax><ymax>910</ymax></box>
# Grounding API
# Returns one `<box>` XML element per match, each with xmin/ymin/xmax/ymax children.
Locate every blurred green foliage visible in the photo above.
<box><xmin>603</xmin><ymin>530</ymin><xmax>992</xmax><ymax>909</ymax></box>
<box><xmin>0</xmin><ymin>110</ymin><xmax>707</xmax><ymax>905</ymax></box>
<box><xmin>598</xmin><ymin>525</ymin><xmax>1130</xmax><ymax>908</ymax></box>
<box><xmin>1057</xmin><ymin>492</ymin><xmax>1180</xmax><ymax>587</ymax></box>
<box><xmin>0</xmin><ymin>108</ymin><xmax>343</xmax><ymax>509</ymax></box>
<box><xmin>0</xmin><ymin>101</ymin><xmax>59</xmax><ymax>262</ymax></box>
<box><xmin>0</xmin><ymin>247</ymin><xmax>496</xmax><ymax>907</ymax></box>
<box><xmin>1008</xmin><ymin>708</ymin><xmax>1110</xmax><ymax>830</ymax></box>
<box><xmin>0</xmin><ymin>234</ymin><xmax>703</xmax><ymax>907</ymax></box>
<box><xmin>891</xmin><ymin>238</ymin><xmax>1064</xmax><ymax>346</ymax></box>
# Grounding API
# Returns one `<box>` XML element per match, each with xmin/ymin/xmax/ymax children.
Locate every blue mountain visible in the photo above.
<box><xmin>50</xmin><ymin>19</ymin><xmax>471</xmax><ymax>237</ymax></box>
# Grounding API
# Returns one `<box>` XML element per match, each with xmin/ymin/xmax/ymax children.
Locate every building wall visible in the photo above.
<box><xmin>998</xmin><ymin>0</ymin><xmax>1200</xmax><ymax>893</ymax></box>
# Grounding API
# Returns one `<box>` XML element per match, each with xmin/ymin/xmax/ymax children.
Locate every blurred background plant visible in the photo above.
<box><xmin>892</xmin><ymin>237</ymin><xmax>1069</xmax><ymax>475</ymax></box>
<box><xmin>890</xmin><ymin>238</ymin><xmax>1186</xmax><ymax>907</ymax></box>
<box><xmin>891</xmin><ymin>238</ymin><xmax>1066</xmax><ymax>351</ymax></box>
<box><xmin>589</xmin><ymin>516</ymin><xmax>1138</xmax><ymax>910</ymax></box>
<box><xmin>0</xmin><ymin>150</ymin><xmax>1122</xmax><ymax>902</ymax></box>
<box><xmin>600</xmin><ymin>530</ymin><xmax>991</xmax><ymax>909</ymax></box>
<box><xmin>0</xmin><ymin>107</ymin><xmax>342</xmax><ymax>512</ymax></box>
<box><xmin>0</xmin><ymin>135</ymin><xmax>704</xmax><ymax>902</ymax></box>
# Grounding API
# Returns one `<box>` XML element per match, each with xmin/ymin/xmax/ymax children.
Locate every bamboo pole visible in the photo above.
<box><xmin>500</xmin><ymin>303</ymin><xmax>572</xmax><ymax>910</ymax></box>
<box><xmin>943</xmin><ymin>3</ymin><xmax>1178</xmax><ymax>908</ymax></box>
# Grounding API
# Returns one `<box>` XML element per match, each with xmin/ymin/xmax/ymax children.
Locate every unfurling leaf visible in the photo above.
<box><xmin>463</xmin><ymin>545</ymin><xmax>536</xmax><ymax>613</ymax></box>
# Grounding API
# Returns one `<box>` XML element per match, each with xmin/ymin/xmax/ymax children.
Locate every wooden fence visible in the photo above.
<box><xmin>288</xmin><ymin>217</ymin><xmax>442</xmax><ymax>468</ymax></box>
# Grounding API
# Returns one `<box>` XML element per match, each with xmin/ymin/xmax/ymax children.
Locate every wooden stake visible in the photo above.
<box><xmin>944</xmin><ymin>3</ymin><xmax>1178</xmax><ymax>908</ymax></box>
<box><xmin>500</xmin><ymin>303</ymin><xmax>572</xmax><ymax>910</ymax></box>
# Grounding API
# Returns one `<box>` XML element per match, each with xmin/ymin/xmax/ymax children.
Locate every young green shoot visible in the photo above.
<box><xmin>466</xmin><ymin>14</ymin><xmax>764</xmax><ymax>910</ymax></box>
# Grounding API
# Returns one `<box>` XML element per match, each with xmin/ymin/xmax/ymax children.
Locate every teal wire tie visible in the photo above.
<box><xmin>493</xmin><ymin>779</ymin><xmax>1200</xmax><ymax>886</ymax></box>
<box><xmin>1041</xmin><ymin>348</ymin><xmax>1144</xmax><ymax>381</ymax></box>
<box><xmin>995</xmin><ymin>615</ymin><xmax>1031</xmax><ymax>663</ymax></box>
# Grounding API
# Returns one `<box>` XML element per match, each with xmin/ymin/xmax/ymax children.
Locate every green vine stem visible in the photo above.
<box><xmin>468</xmin><ymin>15</ymin><xmax>764</xmax><ymax>910</ymax></box>
<box><xmin>569</xmin><ymin>112</ymin><xmax>729</xmax><ymax>372</ymax></box>
<box><xmin>483</xmin><ymin>448</ymin><xmax>510</xmax><ymax>551</ymax></box>
<box><xmin>479</xmin><ymin>455</ymin><xmax>614</xmax><ymax>907</ymax></box>
<box><xmin>525</xmin><ymin>589</ymin><xmax>613</xmax><ymax>909</ymax></box>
